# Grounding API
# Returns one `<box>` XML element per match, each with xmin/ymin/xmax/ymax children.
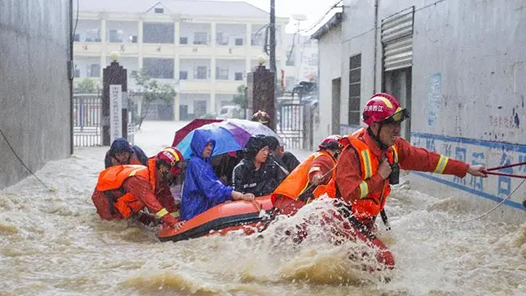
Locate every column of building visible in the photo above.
<box><xmin>173</xmin><ymin>20</ymin><xmax>181</xmax><ymax>121</ymax></box>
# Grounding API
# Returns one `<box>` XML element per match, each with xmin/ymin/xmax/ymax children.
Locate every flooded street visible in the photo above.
<box><xmin>1</xmin><ymin>121</ymin><xmax>526</xmax><ymax>296</ymax></box>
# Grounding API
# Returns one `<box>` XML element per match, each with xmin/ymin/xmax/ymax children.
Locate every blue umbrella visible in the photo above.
<box><xmin>176</xmin><ymin>122</ymin><xmax>247</xmax><ymax>159</ymax></box>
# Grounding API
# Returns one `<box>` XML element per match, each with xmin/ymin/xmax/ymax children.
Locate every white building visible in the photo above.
<box><xmin>281</xmin><ymin>34</ymin><xmax>318</xmax><ymax>92</ymax></box>
<box><xmin>311</xmin><ymin>13</ymin><xmax>342</xmax><ymax>146</ymax></box>
<box><xmin>73</xmin><ymin>0</ymin><xmax>289</xmax><ymax>120</ymax></box>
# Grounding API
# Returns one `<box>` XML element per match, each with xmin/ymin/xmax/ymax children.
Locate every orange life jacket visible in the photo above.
<box><xmin>272</xmin><ymin>150</ymin><xmax>337</xmax><ymax>202</ymax></box>
<box><xmin>95</xmin><ymin>163</ymin><xmax>156</xmax><ymax>218</ymax></box>
<box><xmin>343</xmin><ymin>131</ymin><xmax>399</xmax><ymax>220</ymax></box>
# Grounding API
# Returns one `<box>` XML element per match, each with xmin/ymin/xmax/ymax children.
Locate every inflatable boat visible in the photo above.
<box><xmin>158</xmin><ymin>194</ymin><xmax>394</xmax><ymax>269</ymax></box>
<box><xmin>158</xmin><ymin>195</ymin><xmax>275</xmax><ymax>242</ymax></box>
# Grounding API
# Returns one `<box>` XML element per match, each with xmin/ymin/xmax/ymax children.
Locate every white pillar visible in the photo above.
<box><xmin>174</xmin><ymin>21</ymin><xmax>180</xmax><ymax>121</ymax></box>
<box><xmin>138</xmin><ymin>19</ymin><xmax>144</xmax><ymax>69</ymax></box>
<box><xmin>245</xmin><ymin>23</ymin><xmax>252</xmax><ymax>73</ymax></box>
<box><xmin>210</xmin><ymin>22</ymin><xmax>216</xmax><ymax>114</ymax></box>
<box><xmin>100</xmin><ymin>19</ymin><xmax>107</xmax><ymax>78</ymax></box>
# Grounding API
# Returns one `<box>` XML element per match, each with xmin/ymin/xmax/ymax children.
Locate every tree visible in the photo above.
<box><xmin>74</xmin><ymin>78</ymin><xmax>98</xmax><ymax>94</ymax></box>
<box><xmin>131</xmin><ymin>68</ymin><xmax>177</xmax><ymax>129</ymax></box>
<box><xmin>232</xmin><ymin>84</ymin><xmax>247</xmax><ymax>109</ymax></box>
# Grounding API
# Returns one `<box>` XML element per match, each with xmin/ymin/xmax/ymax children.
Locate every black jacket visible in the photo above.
<box><xmin>232</xmin><ymin>158</ymin><xmax>287</xmax><ymax>196</ymax></box>
<box><xmin>279</xmin><ymin>151</ymin><xmax>300</xmax><ymax>172</ymax></box>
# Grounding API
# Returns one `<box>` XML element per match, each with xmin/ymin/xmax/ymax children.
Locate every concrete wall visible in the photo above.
<box><xmin>0</xmin><ymin>0</ymin><xmax>72</xmax><ymax>189</ymax></box>
<box><xmin>338</xmin><ymin>0</ymin><xmax>526</xmax><ymax>221</ymax></box>
<box><xmin>316</xmin><ymin>24</ymin><xmax>342</xmax><ymax>146</ymax></box>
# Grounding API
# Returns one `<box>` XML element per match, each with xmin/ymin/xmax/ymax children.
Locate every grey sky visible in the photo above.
<box><xmin>228</xmin><ymin>0</ymin><xmax>341</xmax><ymax>33</ymax></box>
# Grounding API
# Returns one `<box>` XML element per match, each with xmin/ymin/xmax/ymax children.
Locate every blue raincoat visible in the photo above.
<box><xmin>180</xmin><ymin>130</ymin><xmax>233</xmax><ymax>220</ymax></box>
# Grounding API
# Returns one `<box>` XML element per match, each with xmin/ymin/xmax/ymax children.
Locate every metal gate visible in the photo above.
<box><xmin>73</xmin><ymin>94</ymin><xmax>102</xmax><ymax>146</ymax></box>
<box><xmin>73</xmin><ymin>93</ymin><xmax>138</xmax><ymax>147</ymax></box>
<box><xmin>277</xmin><ymin>103</ymin><xmax>304</xmax><ymax>149</ymax></box>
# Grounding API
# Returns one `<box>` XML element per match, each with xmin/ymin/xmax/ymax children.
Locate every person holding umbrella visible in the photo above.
<box><xmin>180</xmin><ymin>130</ymin><xmax>254</xmax><ymax>221</ymax></box>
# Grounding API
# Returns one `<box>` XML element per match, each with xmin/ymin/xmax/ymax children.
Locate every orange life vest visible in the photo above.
<box><xmin>95</xmin><ymin>163</ymin><xmax>156</xmax><ymax>218</ymax></box>
<box><xmin>272</xmin><ymin>150</ymin><xmax>337</xmax><ymax>202</ymax></box>
<box><xmin>343</xmin><ymin>131</ymin><xmax>399</xmax><ymax>220</ymax></box>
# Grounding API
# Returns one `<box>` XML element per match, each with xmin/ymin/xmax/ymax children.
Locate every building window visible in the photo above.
<box><xmin>179</xmin><ymin>71</ymin><xmax>188</xmax><ymax>80</ymax></box>
<box><xmin>195</xmin><ymin>66</ymin><xmax>208</xmax><ymax>79</ymax></box>
<box><xmin>108</xmin><ymin>29</ymin><xmax>123</xmax><ymax>43</ymax></box>
<box><xmin>74</xmin><ymin>65</ymin><xmax>80</xmax><ymax>78</ymax></box>
<box><xmin>86</xmin><ymin>64</ymin><xmax>100</xmax><ymax>77</ymax></box>
<box><xmin>73</xmin><ymin>34</ymin><xmax>80</xmax><ymax>42</ymax></box>
<box><xmin>194</xmin><ymin>32</ymin><xmax>208</xmax><ymax>45</ymax></box>
<box><xmin>143</xmin><ymin>23</ymin><xmax>174</xmax><ymax>44</ymax></box>
<box><xmin>216</xmin><ymin>67</ymin><xmax>229</xmax><ymax>80</ymax></box>
<box><xmin>85</xmin><ymin>29</ymin><xmax>100</xmax><ymax>42</ymax></box>
<box><xmin>143</xmin><ymin>58</ymin><xmax>174</xmax><ymax>79</ymax></box>
<box><xmin>235</xmin><ymin>38</ymin><xmax>243</xmax><ymax>46</ymax></box>
<box><xmin>154</xmin><ymin>7</ymin><xmax>164</xmax><ymax>14</ymax></box>
<box><xmin>348</xmin><ymin>54</ymin><xmax>361</xmax><ymax>125</ymax></box>
<box><xmin>216</xmin><ymin>32</ymin><xmax>228</xmax><ymax>45</ymax></box>
<box><xmin>234</xmin><ymin>72</ymin><xmax>243</xmax><ymax>81</ymax></box>
<box><xmin>180</xmin><ymin>37</ymin><xmax>188</xmax><ymax>45</ymax></box>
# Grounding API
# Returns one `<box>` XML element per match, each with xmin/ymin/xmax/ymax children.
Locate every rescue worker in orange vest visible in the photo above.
<box><xmin>335</xmin><ymin>93</ymin><xmax>487</xmax><ymax>235</ymax></box>
<box><xmin>272</xmin><ymin>135</ymin><xmax>343</xmax><ymax>215</ymax></box>
<box><xmin>91</xmin><ymin>147</ymin><xmax>184</xmax><ymax>229</ymax></box>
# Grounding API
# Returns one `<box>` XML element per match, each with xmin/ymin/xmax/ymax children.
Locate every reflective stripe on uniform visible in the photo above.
<box><xmin>434</xmin><ymin>155</ymin><xmax>449</xmax><ymax>174</ymax></box>
<box><xmin>129</xmin><ymin>169</ymin><xmax>141</xmax><ymax>176</ymax></box>
<box><xmin>361</xmin><ymin>150</ymin><xmax>373</xmax><ymax>179</ymax></box>
<box><xmin>155</xmin><ymin>208</ymin><xmax>169</xmax><ymax>218</ymax></box>
<box><xmin>359</xmin><ymin>181</ymin><xmax>369</xmax><ymax>199</ymax></box>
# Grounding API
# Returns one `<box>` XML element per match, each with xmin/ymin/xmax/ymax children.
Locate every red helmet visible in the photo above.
<box><xmin>362</xmin><ymin>93</ymin><xmax>409</xmax><ymax>125</ymax></box>
<box><xmin>155</xmin><ymin>147</ymin><xmax>184</xmax><ymax>175</ymax></box>
<box><xmin>252</xmin><ymin>110</ymin><xmax>270</xmax><ymax>124</ymax></box>
<box><xmin>319</xmin><ymin>135</ymin><xmax>343</xmax><ymax>151</ymax></box>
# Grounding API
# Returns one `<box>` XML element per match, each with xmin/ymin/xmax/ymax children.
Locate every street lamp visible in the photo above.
<box><xmin>110</xmin><ymin>51</ymin><xmax>121</xmax><ymax>62</ymax></box>
<box><xmin>257</xmin><ymin>54</ymin><xmax>268</xmax><ymax>66</ymax></box>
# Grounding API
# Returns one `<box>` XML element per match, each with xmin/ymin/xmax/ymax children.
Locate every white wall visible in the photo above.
<box><xmin>316</xmin><ymin>24</ymin><xmax>342</xmax><ymax>146</ymax></box>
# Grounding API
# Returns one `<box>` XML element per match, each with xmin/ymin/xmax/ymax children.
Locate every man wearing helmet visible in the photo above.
<box><xmin>91</xmin><ymin>147</ymin><xmax>184</xmax><ymax>229</ymax></box>
<box><xmin>251</xmin><ymin>110</ymin><xmax>271</xmax><ymax>128</ymax></box>
<box><xmin>335</xmin><ymin>93</ymin><xmax>487</xmax><ymax>235</ymax></box>
<box><xmin>272</xmin><ymin>135</ymin><xmax>343</xmax><ymax>209</ymax></box>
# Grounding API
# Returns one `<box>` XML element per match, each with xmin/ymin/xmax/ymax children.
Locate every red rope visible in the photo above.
<box><xmin>486</xmin><ymin>171</ymin><xmax>526</xmax><ymax>179</ymax></box>
<box><xmin>486</xmin><ymin>161</ymin><xmax>526</xmax><ymax>171</ymax></box>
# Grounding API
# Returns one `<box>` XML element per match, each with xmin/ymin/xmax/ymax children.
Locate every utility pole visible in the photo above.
<box><xmin>269</xmin><ymin>0</ymin><xmax>276</xmax><ymax>74</ymax></box>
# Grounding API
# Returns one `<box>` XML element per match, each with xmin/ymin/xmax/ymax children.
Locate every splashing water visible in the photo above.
<box><xmin>1</xmin><ymin>121</ymin><xmax>525</xmax><ymax>296</ymax></box>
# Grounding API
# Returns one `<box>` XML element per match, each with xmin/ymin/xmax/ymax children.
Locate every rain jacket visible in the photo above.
<box><xmin>105</xmin><ymin>138</ymin><xmax>148</xmax><ymax>168</ymax></box>
<box><xmin>232</xmin><ymin>157</ymin><xmax>287</xmax><ymax>197</ymax></box>
<box><xmin>281</xmin><ymin>151</ymin><xmax>300</xmax><ymax>172</ymax></box>
<box><xmin>180</xmin><ymin>131</ymin><xmax>233</xmax><ymax>221</ymax></box>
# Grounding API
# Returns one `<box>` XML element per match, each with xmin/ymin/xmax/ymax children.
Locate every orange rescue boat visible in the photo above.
<box><xmin>158</xmin><ymin>195</ymin><xmax>275</xmax><ymax>242</ymax></box>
